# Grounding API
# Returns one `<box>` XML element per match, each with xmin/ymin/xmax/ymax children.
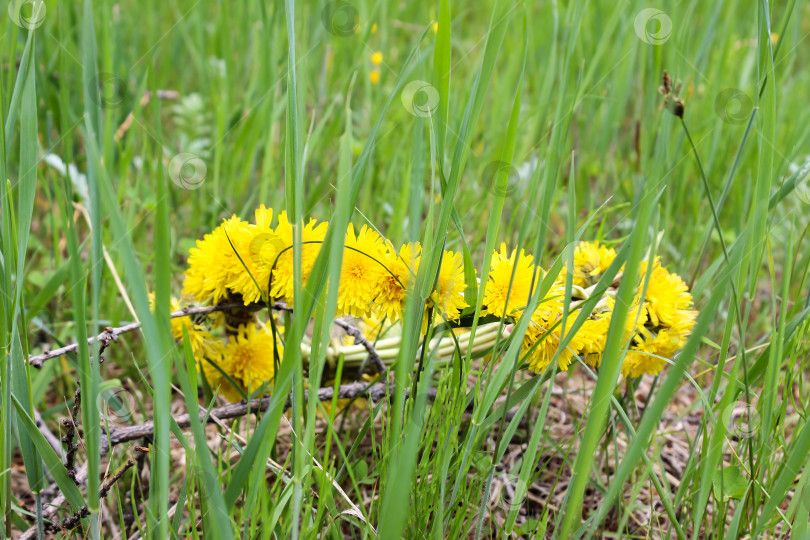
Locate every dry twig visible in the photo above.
<box><xmin>28</xmin><ymin>301</ymin><xmax>298</xmax><ymax>368</ymax></box>
<box><xmin>333</xmin><ymin>317</ymin><xmax>388</xmax><ymax>374</ymax></box>
<box><xmin>102</xmin><ymin>381</ymin><xmax>408</xmax><ymax>448</ymax></box>
<box><xmin>27</xmin><ymin>303</ymin><xmax>246</xmax><ymax>368</ymax></box>
<box><xmin>46</xmin><ymin>457</ymin><xmax>138</xmax><ymax>534</ymax></box>
<box><xmin>63</xmin><ymin>386</ymin><xmax>82</xmax><ymax>484</ymax></box>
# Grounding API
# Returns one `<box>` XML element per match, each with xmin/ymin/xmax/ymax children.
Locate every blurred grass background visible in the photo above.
<box><xmin>2</xmin><ymin>0</ymin><xmax>810</xmax><ymax>537</ymax></box>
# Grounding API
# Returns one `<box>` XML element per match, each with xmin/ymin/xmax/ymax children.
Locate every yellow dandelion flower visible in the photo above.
<box><xmin>197</xmin><ymin>345</ymin><xmax>244</xmax><ymax>402</ymax></box>
<box><xmin>581</xmin><ymin>297</ymin><xmax>645</xmax><ymax>368</ymax></box>
<box><xmin>223</xmin><ymin>324</ymin><xmax>281</xmax><ymax>397</ymax></box>
<box><xmin>270</xmin><ymin>211</ymin><xmax>328</xmax><ymax>303</ymax></box>
<box><xmin>183</xmin><ymin>215</ymin><xmax>254</xmax><ymax>303</ymax></box>
<box><xmin>429</xmin><ymin>250</ymin><xmax>468</xmax><ymax>321</ymax></box>
<box><xmin>572</xmin><ymin>241</ymin><xmax>616</xmax><ymax>287</ymax></box>
<box><xmin>578</xmin><ymin>313</ymin><xmax>611</xmax><ymax>363</ymax></box>
<box><xmin>149</xmin><ymin>292</ymin><xmax>188</xmax><ymax>340</ymax></box>
<box><xmin>370</xmin><ymin>51</ymin><xmax>383</xmax><ymax>65</ymax></box>
<box><xmin>373</xmin><ymin>242</ymin><xmax>420</xmax><ymax>322</ymax></box>
<box><xmin>483</xmin><ymin>243</ymin><xmax>538</xmax><ymax>318</ymax></box>
<box><xmin>370</xmin><ymin>69</ymin><xmax>381</xmax><ymax>84</ymax></box>
<box><xmin>640</xmin><ymin>260</ymin><xmax>695</xmax><ymax>327</ymax></box>
<box><xmin>521</xmin><ymin>295</ymin><xmax>587</xmax><ymax>372</ymax></box>
<box><xmin>187</xmin><ymin>327</ymin><xmax>225</xmax><ymax>370</ymax></box>
<box><xmin>337</xmin><ymin>224</ymin><xmax>386</xmax><ymax>317</ymax></box>
<box><xmin>227</xmin><ymin>206</ymin><xmax>286</xmax><ymax>305</ymax></box>
<box><xmin>622</xmin><ymin>306</ymin><xmax>696</xmax><ymax>378</ymax></box>
<box><xmin>198</xmin><ymin>355</ymin><xmax>239</xmax><ymax>402</ymax></box>
<box><xmin>622</xmin><ymin>328</ymin><xmax>674</xmax><ymax>378</ymax></box>
<box><xmin>253</xmin><ymin>204</ymin><xmax>273</xmax><ymax>229</ymax></box>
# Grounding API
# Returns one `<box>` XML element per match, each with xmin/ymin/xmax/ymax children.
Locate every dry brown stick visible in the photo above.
<box><xmin>103</xmin><ymin>381</ymin><xmax>409</xmax><ymax>447</ymax></box>
<box><xmin>27</xmin><ymin>303</ymin><xmax>247</xmax><ymax>368</ymax></box>
<box><xmin>21</xmin><ymin>450</ymin><xmax>142</xmax><ymax>539</ymax></box>
<box><xmin>27</xmin><ymin>301</ymin><xmax>298</xmax><ymax>368</ymax></box>
<box><xmin>27</xmin><ymin>301</ymin><xmax>378</xmax><ymax>371</ymax></box>
<box><xmin>332</xmin><ymin>317</ymin><xmax>388</xmax><ymax>374</ymax></box>
<box><xmin>63</xmin><ymin>386</ymin><xmax>82</xmax><ymax>484</ymax></box>
<box><xmin>99</xmin><ymin>457</ymin><xmax>138</xmax><ymax>499</ymax></box>
<box><xmin>47</xmin><ymin>457</ymin><xmax>138</xmax><ymax>534</ymax></box>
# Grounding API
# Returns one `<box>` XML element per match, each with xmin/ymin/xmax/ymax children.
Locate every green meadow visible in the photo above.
<box><xmin>2</xmin><ymin>0</ymin><xmax>810</xmax><ymax>538</ymax></box>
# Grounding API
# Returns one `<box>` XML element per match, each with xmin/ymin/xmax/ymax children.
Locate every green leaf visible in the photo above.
<box><xmin>713</xmin><ymin>465</ymin><xmax>749</xmax><ymax>501</ymax></box>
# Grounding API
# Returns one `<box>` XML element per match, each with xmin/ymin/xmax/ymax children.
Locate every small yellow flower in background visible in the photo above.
<box><xmin>338</xmin><ymin>224</ymin><xmax>386</xmax><ymax>317</ymax></box>
<box><xmin>432</xmin><ymin>21</ymin><xmax>439</xmax><ymax>33</ymax></box>
<box><xmin>368</xmin><ymin>52</ymin><xmax>383</xmax><ymax>84</ymax></box>
<box><xmin>483</xmin><ymin>243</ymin><xmax>538</xmax><ymax>318</ymax></box>
<box><xmin>370</xmin><ymin>23</ymin><xmax>378</xmax><ymax>34</ymax></box>
<box><xmin>374</xmin><ymin>242</ymin><xmax>421</xmax><ymax>322</ymax></box>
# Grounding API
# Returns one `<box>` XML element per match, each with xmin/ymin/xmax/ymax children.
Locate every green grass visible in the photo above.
<box><xmin>2</xmin><ymin>0</ymin><xmax>810</xmax><ymax>538</ymax></box>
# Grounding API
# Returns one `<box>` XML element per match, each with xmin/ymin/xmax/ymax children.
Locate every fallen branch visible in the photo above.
<box><xmin>62</xmin><ymin>386</ymin><xmax>83</xmax><ymax>484</ymax></box>
<box><xmin>47</xmin><ymin>457</ymin><xmax>138</xmax><ymax>534</ymax></box>
<box><xmin>333</xmin><ymin>318</ymin><xmax>387</xmax><ymax>374</ymax></box>
<box><xmin>26</xmin><ymin>301</ymin><xmax>337</xmax><ymax>369</ymax></box>
<box><xmin>102</xmin><ymin>381</ymin><xmax>412</xmax><ymax>448</ymax></box>
<box><xmin>28</xmin><ymin>302</ymin><xmax>254</xmax><ymax>368</ymax></box>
